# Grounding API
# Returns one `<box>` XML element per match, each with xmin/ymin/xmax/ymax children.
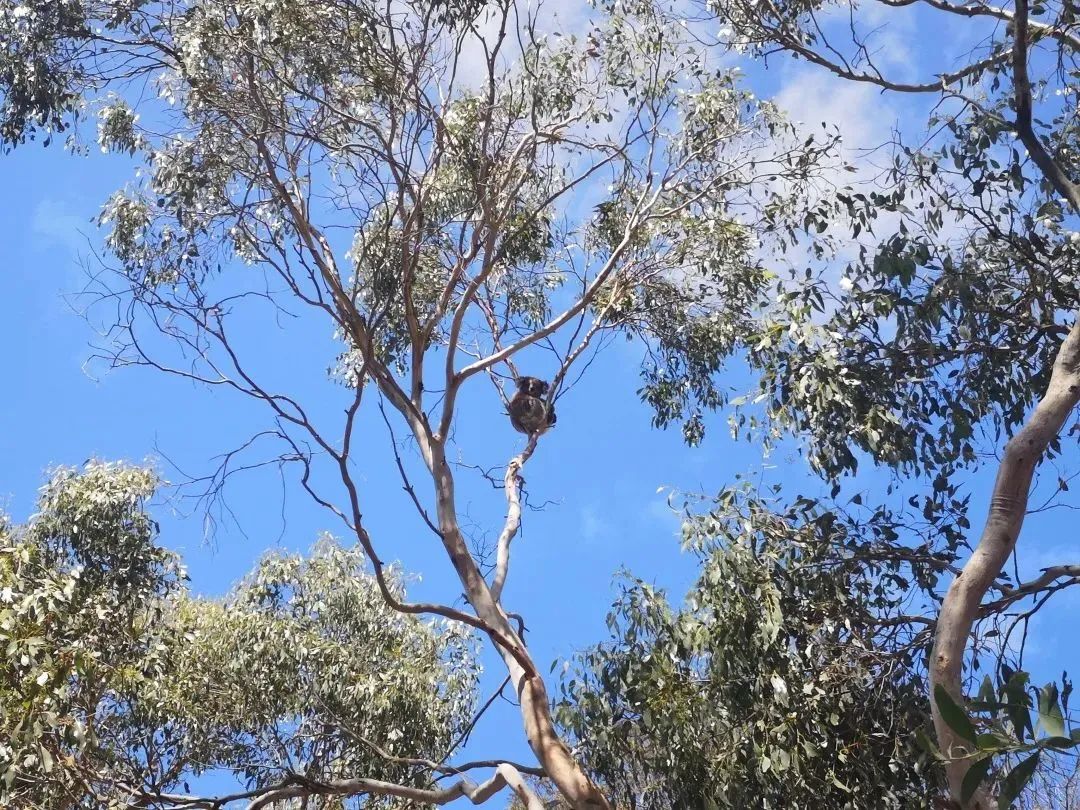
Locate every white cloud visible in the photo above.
<box><xmin>450</xmin><ymin>0</ymin><xmax>595</xmax><ymax>93</ymax></box>
<box><xmin>767</xmin><ymin>64</ymin><xmax>969</xmax><ymax>272</ymax></box>
<box><xmin>645</xmin><ymin>494</ymin><xmax>682</xmax><ymax>534</ymax></box>
<box><xmin>848</xmin><ymin>0</ymin><xmax>917</xmax><ymax>79</ymax></box>
<box><xmin>31</xmin><ymin>198</ymin><xmax>91</xmax><ymax>260</ymax></box>
<box><xmin>773</xmin><ymin>67</ymin><xmax>900</xmax><ymax>175</ymax></box>
<box><xmin>579</xmin><ymin>504</ymin><xmax>611</xmax><ymax>541</ymax></box>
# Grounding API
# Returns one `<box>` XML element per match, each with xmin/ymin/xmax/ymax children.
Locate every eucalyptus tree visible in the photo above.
<box><xmin>669</xmin><ymin>0</ymin><xmax>1080</xmax><ymax>803</ymax></box>
<box><xmin>1</xmin><ymin>462</ymin><xmax>479</xmax><ymax>809</ymax></box>
<box><xmin>555</xmin><ymin>485</ymin><xmax>941</xmax><ymax>810</ymax></box>
<box><xmin>0</xmin><ymin>0</ymin><xmax>844</xmax><ymax>806</ymax></box>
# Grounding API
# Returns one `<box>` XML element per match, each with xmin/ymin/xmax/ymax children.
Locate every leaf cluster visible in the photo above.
<box><xmin>0</xmin><ymin>463</ymin><xmax>477</xmax><ymax>808</ymax></box>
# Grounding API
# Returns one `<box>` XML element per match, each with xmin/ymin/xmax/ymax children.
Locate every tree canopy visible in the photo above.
<box><xmin>1</xmin><ymin>462</ymin><xmax>478</xmax><ymax>807</ymax></box>
<box><xmin>558</xmin><ymin>486</ymin><xmax>938</xmax><ymax>809</ymax></box>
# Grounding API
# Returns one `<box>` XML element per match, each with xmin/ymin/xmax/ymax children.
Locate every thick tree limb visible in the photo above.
<box><xmin>930</xmin><ymin>318</ymin><xmax>1080</xmax><ymax>808</ymax></box>
<box><xmin>926</xmin><ymin>7</ymin><xmax>1080</xmax><ymax>804</ymax></box>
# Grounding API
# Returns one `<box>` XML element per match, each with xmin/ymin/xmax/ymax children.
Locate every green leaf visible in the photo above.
<box><xmin>935</xmin><ymin>684</ymin><xmax>977</xmax><ymax>744</ymax></box>
<box><xmin>1037</xmin><ymin>683</ymin><xmax>1065</xmax><ymax>738</ymax></box>
<box><xmin>1002</xmin><ymin>671</ymin><xmax>1032</xmax><ymax>741</ymax></box>
<box><xmin>970</xmin><ymin>675</ymin><xmax>1001</xmax><ymax>711</ymax></box>
<box><xmin>978</xmin><ymin>675</ymin><xmax>995</xmax><ymax>704</ymax></box>
<box><xmin>997</xmin><ymin>752</ymin><xmax>1040</xmax><ymax>809</ymax></box>
<box><xmin>961</xmin><ymin>756</ymin><xmax>992</xmax><ymax>804</ymax></box>
<box><xmin>1041</xmin><ymin>736</ymin><xmax>1076</xmax><ymax>750</ymax></box>
<box><xmin>916</xmin><ymin>728</ymin><xmax>943</xmax><ymax>759</ymax></box>
<box><xmin>38</xmin><ymin>746</ymin><xmax>53</xmax><ymax>774</ymax></box>
<box><xmin>976</xmin><ymin>732</ymin><xmax>1013</xmax><ymax>751</ymax></box>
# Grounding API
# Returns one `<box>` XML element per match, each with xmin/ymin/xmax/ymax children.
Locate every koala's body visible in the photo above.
<box><xmin>509</xmin><ymin>376</ymin><xmax>557</xmax><ymax>435</ymax></box>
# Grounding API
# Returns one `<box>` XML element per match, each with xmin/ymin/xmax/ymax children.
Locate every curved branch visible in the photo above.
<box><xmin>878</xmin><ymin>0</ymin><xmax>1080</xmax><ymax>51</ymax></box>
<box><xmin>750</xmin><ymin>0</ymin><xmax>1012</xmax><ymax>93</ymax></box>
<box><xmin>322</xmin><ymin>682</ymin><xmax>545</xmax><ymax>779</ymax></box>
<box><xmin>1011</xmin><ymin>0</ymin><xmax>1080</xmax><ymax>210</ymax></box>
<box><xmin>355</xmin><ymin>731</ymin><xmax>546</xmax><ymax>780</ymax></box>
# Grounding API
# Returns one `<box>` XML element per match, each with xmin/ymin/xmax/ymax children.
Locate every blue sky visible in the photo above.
<box><xmin>2</xmin><ymin>2</ymin><xmax>1080</xmax><ymax>804</ymax></box>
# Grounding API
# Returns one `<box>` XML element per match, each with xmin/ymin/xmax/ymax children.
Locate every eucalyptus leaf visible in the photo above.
<box><xmin>934</xmin><ymin>685</ymin><xmax>978</xmax><ymax>745</ymax></box>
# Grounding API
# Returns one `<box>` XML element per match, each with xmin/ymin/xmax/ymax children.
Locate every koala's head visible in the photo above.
<box><xmin>516</xmin><ymin>376</ymin><xmax>549</xmax><ymax>397</ymax></box>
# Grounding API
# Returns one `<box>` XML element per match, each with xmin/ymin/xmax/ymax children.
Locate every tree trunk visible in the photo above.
<box><xmin>429</xmin><ymin>444</ymin><xmax>611</xmax><ymax>810</ymax></box>
<box><xmin>930</xmin><ymin>318</ymin><xmax>1080</xmax><ymax>807</ymax></box>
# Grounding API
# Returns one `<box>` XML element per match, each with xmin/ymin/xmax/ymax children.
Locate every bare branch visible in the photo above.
<box><xmin>491</xmin><ymin>434</ymin><xmax>539</xmax><ymax>602</ymax></box>
<box><xmin>981</xmin><ymin>564</ymin><xmax>1080</xmax><ymax>613</ymax></box>
<box><xmin>750</xmin><ymin>0</ymin><xmax>1012</xmax><ymax>93</ymax></box>
<box><xmin>242</xmin><ymin>764</ymin><xmax>542</xmax><ymax>809</ymax></box>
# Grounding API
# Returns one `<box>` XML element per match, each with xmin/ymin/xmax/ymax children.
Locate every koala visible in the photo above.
<box><xmin>508</xmin><ymin>376</ymin><xmax>557</xmax><ymax>435</ymax></box>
